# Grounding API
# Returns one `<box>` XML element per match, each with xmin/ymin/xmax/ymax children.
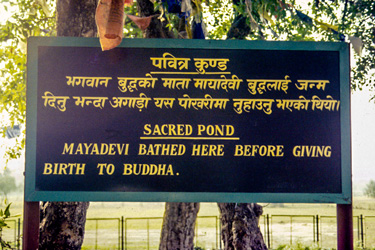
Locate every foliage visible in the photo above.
<box><xmin>0</xmin><ymin>202</ymin><xmax>12</xmax><ymax>249</ymax></box>
<box><xmin>204</xmin><ymin>0</ymin><xmax>233</xmax><ymax>39</ymax></box>
<box><xmin>276</xmin><ymin>243</ymin><xmax>320</xmax><ymax>250</ymax></box>
<box><xmin>364</xmin><ymin>180</ymin><xmax>375</xmax><ymax>198</ymax></box>
<box><xmin>0</xmin><ymin>169</ymin><xmax>17</xmax><ymax>249</ymax></box>
<box><xmin>124</xmin><ymin>2</ymin><xmax>144</xmax><ymax>38</ymax></box>
<box><xmin>1</xmin><ymin>0</ymin><xmax>375</xmax><ymax>164</ymax></box>
<box><xmin>0</xmin><ymin>0</ymin><xmax>55</xmax><ymax>160</ymax></box>
<box><xmin>343</xmin><ymin>0</ymin><xmax>375</xmax><ymax>92</ymax></box>
<box><xmin>204</xmin><ymin>0</ymin><xmax>375</xmax><ymax>91</ymax></box>
<box><xmin>147</xmin><ymin>0</ymin><xmax>375</xmax><ymax>91</ymax></box>
<box><xmin>0</xmin><ymin>169</ymin><xmax>17</xmax><ymax>199</ymax></box>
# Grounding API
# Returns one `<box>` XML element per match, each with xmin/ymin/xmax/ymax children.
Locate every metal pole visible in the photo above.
<box><xmin>22</xmin><ymin>201</ymin><xmax>39</xmax><ymax>250</ymax></box>
<box><xmin>313</xmin><ymin>216</ymin><xmax>316</xmax><ymax>243</ymax></box>
<box><xmin>357</xmin><ymin>216</ymin><xmax>360</xmax><ymax>247</ymax></box>
<box><xmin>118</xmin><ymin>218</ymin><xmax>120</xmax><ymax>250</ymax></box>
<box><xmin>216</xmin><ymin>216</ymin><xmax>219</xmax><ymax>250</ymax></box>
<box><xmin>337</xmin><ymin>204</ymin><xmax>353</xmax><ymax>250</ymax></box>
<box><xmin>121</xmin><ymin>216</ymin><xmax>124</xmax><ymax>250</ymax></box>
<box><xmin>263</xmin><ymin>215</ymin><xmax>267</xmax><ymax>247</ymax></box>
<box><xmin>267</xmin><ymin>214</ymin><xmax>270</xmax><ymax>249</ymax></box>
<box><xmin>18</xmin><ymin>218</ymin><xmax>21</xmax><ymax>250</ymax></box>
<box><xmin>13</xmin><ymin>220</ymin><xmax>16</xmax><ymax>248</ymax></box>
<box><xmin>219</xmin><ymin>216</ymin><xmax>222</xmax><ymax>250</ymax></box>
<box><xmin>316</xmin><ymin>215</ymin><xmax>319</xmax><ymax>244</ymax></box>
<box><xmin>360</xmin><ymin>214</ymin><xmax>364</xmax><ymax>248</ymax></box>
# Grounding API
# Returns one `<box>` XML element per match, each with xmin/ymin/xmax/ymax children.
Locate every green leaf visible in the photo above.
<box><xmin>0</xmin><ymin>219</ymin><xmax>6</xmax><ymax>227</ymax></box>
<box><xmin>4</xmin><ymin>203</ymin><xmax>11</xmax><ymax>218</ymax></box>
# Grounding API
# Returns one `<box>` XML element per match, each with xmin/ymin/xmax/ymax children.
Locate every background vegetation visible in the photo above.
<box><xmin>1</xmin><ymin>0</ymin><xmax>375</xmax><ymax>248</ymax></box>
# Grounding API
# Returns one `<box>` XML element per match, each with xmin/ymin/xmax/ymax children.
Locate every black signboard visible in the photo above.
<box><xmin>25</xmin><ymin>37</ymin><xmax>351</xmax><ymax>203</ymax></box>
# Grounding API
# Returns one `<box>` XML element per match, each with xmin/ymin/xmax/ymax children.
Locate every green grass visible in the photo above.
<box><xmin>5</xmin><ymin>193</ymin><xmax>375</xmax><ymax>221</ymax></box>
<box><xmin>3</xmin><ymin>194</ymin><xmax>375</xmax><ymax>249</ymax></box>
<box><xmin>82</xmin><ymin>245</ymin><xmax>118</xmax><ymax>250</ymax></box>
<box><xmin>275</xmin><ymin>242</ymin><xmax>321</xmax><ymax>250</ymax></box>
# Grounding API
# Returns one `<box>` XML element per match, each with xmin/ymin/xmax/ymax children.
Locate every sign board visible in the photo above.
<box><xmin>25</xmin><ymin>37</ymin><xmax>351</xmax><ymax>203</ymax></box>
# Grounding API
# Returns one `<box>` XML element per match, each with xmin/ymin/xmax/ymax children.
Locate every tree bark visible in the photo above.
<box><xmin>39</xmin><ymin>1</ymin><xmax>96</xmax><ymax>249</ymax></box>
<box><xmin>56</xmin><ymin>0</ymin><xmax>98</xmax><ymax>37</ymax></box>
<box><xmin>159</xmin><ymin>202</ymin><xmax>200</xmax><ymax>250</ymax></box>
<box><xmin>136</xmin><ymin>0</ymin><xmax>174</xmax><ymax>38</ymax></box>
<box><xmin>233</xmin><ymin>203</ymin><xmax>267</xmax><ymax>250</ymax></box>
<box><xmin>39</xmin><ymin>202</ymin><xmax>90</xmax><ymax>250</ymax></box>
<box><xmin>218</xmin><ymin>203</ymin><xmax>267</xmax><ymax>250</ymax></box>
<box><xmin>218</xmin><ymin>203</ymin><xmax>236</xmax><ymax>250</ymax></box>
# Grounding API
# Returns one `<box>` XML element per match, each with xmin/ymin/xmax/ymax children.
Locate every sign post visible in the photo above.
<box><xmin>22</xmin><ymin>201</ymin><xmax>39</xmax><ymax>250</ymax></box>
<box><xmin>337</xmin><ymin>204</ymin><xmax>353</xmax><ymax>250</ymax></box>
<box><xmin>25</xmin><ymin>37</ymin><xmax>352</xmax><ymax>248</ymax></box>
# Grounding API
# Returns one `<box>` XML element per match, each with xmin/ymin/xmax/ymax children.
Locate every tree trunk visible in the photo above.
<box><xmin>233</xmin><ymin>203</ymin><xmax>267</xmax><ymax>250</ymax></box>
<box><xmin>134</xmin><ymin>2</ymin><xmax>200</xmax><ymax>250</ymax></box>
<box><xmin>39</xmin><ymin>1</ymin><xmax>96</xmax><ymax>249</ymax></box>
<box><xmin>56</xmin><ymin>0</ymin><xmax>98</xmax><ymax>37</ymax></box>
<box><xmin>39</xmin><ymin>202</ymin><xmax>90</xmax><ymax>250</ymax></box>
<box><xmin>218</xmin><ymin>203</ymin><xmax>236</xmax><ymax>250</ymax></box>
<box><xmin>218</xmin><ymin>203</ymin><xmax>267</xmax><ymax>250</ymax></box>
<box><xmin>159</xmin><ymin>202</ymin><xmax>200</xmax><ymax>250</ymax></box>
<box><xmin>220</xmin><ymin>0</ymin><xmax>267</xmax><ymax>248</ymax></box>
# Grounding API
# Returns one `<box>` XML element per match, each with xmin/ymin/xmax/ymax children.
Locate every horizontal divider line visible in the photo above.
<box><xmin>140</xmin><ymin>137</ymin><xmax>240</xmax><ymax>140</ymax></box>
<box><xmin>149</xmin><ymin>72</ymin><xmax>232</xmax><ymax>75</ymax></box>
